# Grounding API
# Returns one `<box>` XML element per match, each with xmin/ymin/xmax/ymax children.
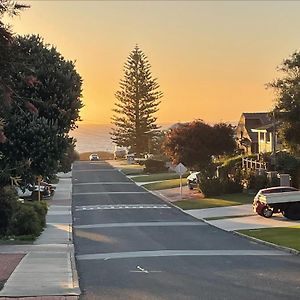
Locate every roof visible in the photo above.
<box><xmin>241</xmin><ymin>112</ymin><xmax>271</xmax><ymax>142</ymax></box>
<box><xmin>243</xmin><ymin>112</ymin><xmax>271</xmax><ymax>123</ymax></box>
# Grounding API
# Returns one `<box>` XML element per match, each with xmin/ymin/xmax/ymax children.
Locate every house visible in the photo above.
<box><xmin>236</xmin><ymin>112</ymin><xmax>271</xmax><ymax>154</ymax></box>
<box><xmin>251</xmin><ymin>123</ymin><xmax>283</xmax><ymax>154</ymax></box>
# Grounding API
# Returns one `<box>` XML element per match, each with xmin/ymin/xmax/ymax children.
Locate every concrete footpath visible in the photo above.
<box><xmin>0</xmin><ymin>172</ymin><xmax>80</xmax><ymax>300</ymax></box>
<box><xmin>186</xmin><ymin>204</ymin><xmax>300</xmax><ymax>231</ymax></box>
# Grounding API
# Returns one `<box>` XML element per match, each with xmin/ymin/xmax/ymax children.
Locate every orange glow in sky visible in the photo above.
<box><xmin>8</xmin><ymin>1</ymin><xmax>300</xmax><ymax>124</ymax></box>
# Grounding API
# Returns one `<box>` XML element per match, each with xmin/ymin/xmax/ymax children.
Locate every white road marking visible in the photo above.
<box><xmin>73</xmin><ymin>182</ymin><xmax>134</xmax><ymax>186</ymax></box>
<box><xmin>74</xmin><ymin>222</ymin><xmax>206</xmax><ymax>229</ymax></box>
<box><xmin>73</xmin><ymin>169</ymin><xmax>118</xmax><ymax>172</ymax></box>
<box><xmin>77</xmin><ymin>249</ymin><xmax>289</xmax><ymax>261</ymax></box>
<box><xmin>73</xmin><ymin>192</ymin><xmax>148</xmax><ymax>196</ymax></box>
<box><xmin>129</xmin><ymin>265</ymin><xmax>162</xmax><ymax>274</ymax></box>
<box><xmin>75</xmin><ymin>204</ymin><xmax>171</xmax><ymax>211</ymax></box>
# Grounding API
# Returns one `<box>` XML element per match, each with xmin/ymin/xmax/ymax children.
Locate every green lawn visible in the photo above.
<box><xmin>238</xmin><ymin>226</ymin><xmax>300</xmax><ymax>251</ymax></box>
<box><xmin>142</xmin><ymin>178</ymin><xmax>187</xmax><ymax>190</ymax></box>
<box><xmin>132</xmin><ymin>172</ymin><xmax>188</xmax><ymax>182</ymax></box>
<box><xmin>174</xmin><ymin>193</ymin><xmax>253</xmax><ymax>210</ymax></box>
<box><xmin>119</xmin><ymin>165</ymin><xmax>145</xmax><ymax>175</ymax></box>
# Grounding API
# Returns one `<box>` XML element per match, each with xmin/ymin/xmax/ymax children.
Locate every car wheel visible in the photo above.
<box><xmin>262</xmin><ymin>206</ymin><xmax>273</xmax><ymax>218</ymax></box>
<box><xmin>283</xmin><ymin>203</ymin><xmax>300</xmax><ymax>220</ymax></box>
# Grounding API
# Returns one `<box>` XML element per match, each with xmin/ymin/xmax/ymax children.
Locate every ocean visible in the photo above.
<box><xmin>71</xmin><ymin>124</ymin><xmax>114</xmax><ymax>153</ymax></box>
<box><xmin>71</xmin><ymin>123</ymin><xmax>172</xmax><ymax>154</ymax></box>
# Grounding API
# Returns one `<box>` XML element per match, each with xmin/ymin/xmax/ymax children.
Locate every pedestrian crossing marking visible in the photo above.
<box><xmin>75</xmin><ymin>204</ymin><xmax>171</xmax><ymax>211</ymax></box>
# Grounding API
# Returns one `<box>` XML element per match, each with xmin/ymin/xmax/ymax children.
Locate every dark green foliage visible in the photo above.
<box><xmin>247</xmin><ymin>173</ymin><xmax>268</xmax><ymax>192</ymax></box>
<box><xmin>111</xmin><ymin>46</ymin><xmax>162</xmax><ymax>156</ymax></box>
<box><xmin>0</xmin><ymin>186</ymin><xmax>18</xmax><ymax>235</ymax></box>
<box><xmin>25</xmin><ymin>201</ymin><xmax>48</xmax><ymax>227</ymax></box>
<box><xmin>58</xmin><ymin>143</ymin><xmax>80</xmax><ymax>173</ymax></box>
<box><xmin>163</xmin><ymin>120</ymin><xmax>236</xmax><ymax>169</ymax></box>
<box><xmin>10</xmin><ymin>205</ymin><xmax>41</xmax><ymax>236</ymax></box>
<box><xmin>0</xmin><ymin>34</ymin><xmax>83</xmax><ymax>185</ymax></box>
<box><xmin>144</xmin><ymin>159</ymin><xmax>168</xmax><ymax>173</ymax></box>
<box><xmin>269</xmin><ymin>51</ymin><xmax>300</xmax><ymax>154</ymax></box>
<box><xmin>198</xmin><ymin>176</ymin><xmax>242</xmax><ymax>197</ymax></box>
<box><xmin>198</xmin><ymin>177</ymin><xmax>223</xmax><ymax>197</ymax></box>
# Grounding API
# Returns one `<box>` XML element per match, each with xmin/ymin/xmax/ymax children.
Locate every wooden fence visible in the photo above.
<box><xmin>242</xmin><ymin>157</ymin><xmax>267</xmax><ymax>171</ymax></box>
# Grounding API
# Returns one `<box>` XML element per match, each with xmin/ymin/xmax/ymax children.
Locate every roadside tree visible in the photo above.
<box><xmin>163</xmin><ymin>120</ymin><xmax>236</xmax><ymax>169</ymax></box>
<box><xmin>0</xmin><ymin>34</ymin><xmax>83</xmax><ymax>185</ymax></box>
<box><xmin>111</xmin><ymin>46</ymin><xmax>162</xmax><ymax>156</ymax></box>
<box><xmin>269</xmin><ymin>51</ymin><xmax>300</xmax><ymax>154</ymax></box>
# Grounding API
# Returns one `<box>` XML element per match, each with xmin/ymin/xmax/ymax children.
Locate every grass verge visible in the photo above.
<box><xmin>143</xmin><ymin>179</ymin><xmax>187</xmax><ymax>190</ymax></box>
<box><xmin>0</xmin><ymin>235</ymin><xmax>35</xmax><ymax>245</ymax></box>
<box><xmin>132</xmin><ymin>172</ymin><xmax>188</xmax><ymax>182</ymax></box>
<box><xmin>238</xmin><ymin>226</ymin><xmax>300</xmax><ymax>251</ymax></box>
<box><xmin>120</xmin><ymin>165</ymin><xmax>145</xmax><ymax>175</ymax></box>
<box><xmin>174</xmin><ymin>193</ymin><xmax>253</xmax><ymax>210</ymax></box>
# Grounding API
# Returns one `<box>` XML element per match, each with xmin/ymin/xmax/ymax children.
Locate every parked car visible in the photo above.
<box><xmin>253</xmin><ymin>186</ymin><xmax>300</xmax><ymax>219</ymax></box>
<box><xmin>16</xmin><ymin>184</ymin><xmax>51</xmax><ymax>201</ymax></box>
<box><xmin>187</xmin><ymin>172</ymin><xmax>200</xmax><ymax>190</ymax></box>
<box><xmin>89</xmin><ymin>153</ymin><xmax>100</xmax><ymax>161</ymax></box>
<box><xmin>40</xmin><ymin>181</ymin><xmax>56</xmax><ymax>196</ymax></box>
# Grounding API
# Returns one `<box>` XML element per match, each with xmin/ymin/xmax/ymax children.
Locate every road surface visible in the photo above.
<box><xmin>72</xmin><ymin>161</ymin><xmax>300</xmax><ymax>300</ymax></box>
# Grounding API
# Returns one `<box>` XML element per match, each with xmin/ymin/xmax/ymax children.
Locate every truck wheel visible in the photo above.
<box><xmin>283</xmin><ymin>203</ymin><xmax>300</xmax><ymax>220</ymax></box>
<box><xmin>262</xmin><ymin>206</ymin><xmax>273</xmax><ymax>218</ymax></box>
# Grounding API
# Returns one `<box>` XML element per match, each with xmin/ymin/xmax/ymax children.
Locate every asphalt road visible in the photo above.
<box><xmin>72</xmin><ymin>161</ymin><xmax>300</xmax><ymax>300</ymax></box>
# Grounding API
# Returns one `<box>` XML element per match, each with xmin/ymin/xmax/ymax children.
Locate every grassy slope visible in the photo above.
<box><xmin>132</xmin><ymin>172</ymin><xmax>188</xmax><ymax>182</ymax></box>
<box><xmin>174</xmin><ymin>193</ymin><xmax>253</xmax><ymax>210</ymax></box>
<box><xmin>238</xmin><ymin>226</ymin><xmax>300</xmax><ymax>251</ymax></box>
<box><xmin>142</xmin><ymin>178</ymin><xmax>187</xmax><ymax>190</ymax></box>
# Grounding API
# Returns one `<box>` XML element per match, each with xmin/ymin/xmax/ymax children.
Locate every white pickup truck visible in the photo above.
<box><xmin>253</xmin><ymin>186</ymin><xmax>300</xmax><ymax>220</ymax></box>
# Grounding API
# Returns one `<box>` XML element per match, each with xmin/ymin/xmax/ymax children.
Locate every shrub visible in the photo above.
<box><xmin>0</xmin><ymin>186</ymin><xmax>19</xmax><ymax>235</ymax></box>
<box><xmin>144</xmin><ymin>159</ymin><xmax>168</xmax><ymax>173</ymax></box>
<box><xmin>25</xmin><ymin>201</ymin><xmax>48</xmax><ymax>227</ymax></box>
<box><xmin>222</xmin><ymin>179</ymin><xmax>243</xmax><ymax>194</ymax></box>
<box><xmin>248</xmin><ymin>174</ymin><xmax>268</xmax><ymax>192</ymax></box>
<box><xmin>198</xmin><ymin>177</ymin><xmax>223</xmax><ymax>197</ymax></box>
<box><xmin>10</xmin><ymin>205</ymin><xmax>42</xmax><ymax>236</ymax></box>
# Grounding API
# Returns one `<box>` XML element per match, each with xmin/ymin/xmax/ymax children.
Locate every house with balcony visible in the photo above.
<box><xmin>236</xmin><ymin>112</ymin><xmax>271</xmax><ymax>154</ymax></box>
<box><xmin>251</xmin><ymin>123</ymin><xmax>283</xmax><ymax>154</ymax></box>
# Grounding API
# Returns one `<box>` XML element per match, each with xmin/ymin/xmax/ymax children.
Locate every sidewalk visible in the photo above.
<box><xmin>152</xmin><ymin>186</ymin><xmax>300</xmax><ymax>232</ymax></box>
<box><xmin>0</xmin><ymin>172</ymin><xmax>80</xmax><ymax>299</ymax></box>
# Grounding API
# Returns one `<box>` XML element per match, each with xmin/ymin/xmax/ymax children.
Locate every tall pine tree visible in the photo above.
<box><xmin>111</xmin><ymin>46</ymin><xmax>162</xmax><ymax>156</ymax></box>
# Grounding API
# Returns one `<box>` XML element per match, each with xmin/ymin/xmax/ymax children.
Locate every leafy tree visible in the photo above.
<box><xmin>163</xmin><ymin>120</ymin><xmax>236</xmax><ymax>169</ymax></box>
<box><xmin>0</xmin><ymin>0</ymin><xmax>28</xmax><ymax>142</ymax></box>
<box><xmin>0</xmin><ymin>34</ymin><xmax>83</xmax><ymax>185</ymax></box>
<box><xmin>269</xmin><ymin>51</ymin><xmax>300</xmax><ymax>154</ymax></box>
<box><xmin>111</xmin><ymin>46</ymin><xmax>162</xmax><ymax>156</ymax></box>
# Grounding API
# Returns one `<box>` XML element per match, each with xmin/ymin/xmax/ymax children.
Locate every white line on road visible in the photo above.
<box><xmin>73</xmin><ymin>182</ymin><xmax>134</xmax><ymax>186</ymax></box>
<box><xmin>74</xmin><ymin>222</ymin><xmax>206</xmax><ymax>229</ymax></box>
<box><xmin>75</xmin><ymin>204</ymin><xmax>171</xmax><ymax>211</ymax></box>
<box><xmin>77</xmin><ymin>249</ymin><xmax>289</xmax><ymax>261</ymax></box>
<box><xmin>72</xmin><ymin>192</ymin><xmax>148</xmax><ymax>196</ymax></box>
<box><xmin>72</xmin><ymin>169</ymin><xmax>118</xmax><ymax>172</ymax></box>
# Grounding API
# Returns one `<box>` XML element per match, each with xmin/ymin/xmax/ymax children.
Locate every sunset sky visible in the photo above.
<box><xmin>8</xmin><ymin>1</ymin><xmax>300</xmax><ymax>125</ymax></box>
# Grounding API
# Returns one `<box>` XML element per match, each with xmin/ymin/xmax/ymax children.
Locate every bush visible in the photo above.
<box><xmin>144</xmin><ymin>159</ymin><xmax>168</xmax><ymax>173</ymax></box>
<box><xmin>198</xmin><ymin>177</ymin><xmax>224</xmax><ymax>197</ymax></box>
<box><xmin>25</xmin><ymin>201</ymin><xmax>48</xmax><ymax>227</ymax></box>
<box><xmin>0</xmin><ymin>186</ymin><xmax>19</xmax><ymax>235</ymax></box>
<box><xmin>10</xmin><ymin>205</ymin><xmax>42</xmax><ymax>236</ymax></box>
<box><xmin>222</xmin><ymin>179</ymin><xmax>243</xmax><ymax>194</ymax></box>
<box><xmin>248</xmin><ymin>174</ymin><xmax>268</xmax><ymax>192</ymax></box>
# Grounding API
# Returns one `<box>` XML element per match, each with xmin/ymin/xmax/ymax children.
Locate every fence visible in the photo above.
<box><xmin>242</xmin><ymin>157</ymin><xmax>267</xmax><ymax>171</ymax></box>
